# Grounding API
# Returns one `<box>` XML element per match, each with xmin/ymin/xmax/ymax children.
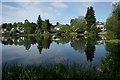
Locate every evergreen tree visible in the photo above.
<box><xmin>37</xmin><ymin>15</ymin><xmax>42</xmax><ymax>29</ymax></box>
<box><xmin>85</xmin><ymin>6</ymin><xmax>96</xmax><ymax>31</ymax></box>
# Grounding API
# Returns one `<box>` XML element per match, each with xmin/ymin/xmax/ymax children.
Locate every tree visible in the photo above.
<box><xmin>2</xmin><ymin>23</ymin><xmax>7</xmax><ymax>32</ymax></box>
<box><xmin>45</xmin><ymin>19</ymin><xmax>51</xmax><ymax>32</ymax></box>
<box><xmin>90</xmin><ymin>24</ymin><xmax>100</xmax><ymax>34</ymax></box>
<box><xmin>37</xmin><ymin>15</ymin><xmax>42</xmax><ymax>29</ymax></box>
<box><xmin>30</xmin><ymin>22</ymin><xmax>37</xmax><ymax>33</ymax></box>
<box><xmin>85</xmin><ymin>6</ymin><xmax>96</xmax><ymax>31</ymax></box>
<box><xmin>56</xmin><ymin>22</ymin><xmax>60</xmax><ymax>26</ymax></box>
<box><xmin>12</xmin><ymin>22</ymin><xmax>18</xmax><ymax>35</ymax></box>
<box><xmin>106</xmin><ymin>2</ymin><xmax>120</xmax><ymax>39</ymax></box>
<box><xmin>6</xmin><ymin>23</ymin><xmax>12</xmax><ymax>31</ymax></box>
<box><xmin>24</xmin><ymin>19</ymin><xmax>31</xmax><ymax>34</ymax></box>
<box><xmin>70</xmin><ymin>16</ymin><xmax>87</xmax><ymax>33</ymax></box>
<box><xmin>41</xmin><ymin>19</ymin><xmax>51</xmax><ymax>32</ymax></box>
<box><xmin>17</xmin><ymin>22</ymin><xmax>24</xmax><ymax>33</ymax></box>
<box><xmin>2</xmin><ymin>23</ymin><xmax>7</xmax><ymax>29</ymax></box>
<box><xmin>13</xmin><ymin>22</ymin><xmax>17</xmax><ymax>28</ymax></box>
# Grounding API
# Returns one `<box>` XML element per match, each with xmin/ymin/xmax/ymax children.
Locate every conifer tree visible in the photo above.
<box><xmin>37</xmin><ymin>15</ymin><xmax>42</xmax><ymax>29</ymax></box>
<box><xmin>85</xmin><ymin>6</ymin><xmax>96</xmax><ymax>31</ymax></box>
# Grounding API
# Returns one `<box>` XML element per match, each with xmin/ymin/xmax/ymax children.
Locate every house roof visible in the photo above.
<box><xmin>96</xmin><ymin>22</ymin><xmax>104</xmax><ymax>25</ymax></box>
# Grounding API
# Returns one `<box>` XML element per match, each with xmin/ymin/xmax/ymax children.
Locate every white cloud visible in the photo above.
<box><xmin>51</xmin><ymin>2</ymin><xmax>68</xmax><ymax>8</ymax></box>
<box><xmin>2</xmin><ymin>2</ymin><xmax>68</xmax><ymax>24</ymax></box>
<box><xmin>1</xmin><ymin>2</ymin><xmax>113</xmax><ymax>24</ymax></box>
<box><xmin>2</xmin><ymin>3</ymin><xmax>51</xmax><ymax>23</ymax></box>
<box><xmin>82</xmin><ymin>2</ymin><xmax>94</xmax><ymax>8</ymax></box>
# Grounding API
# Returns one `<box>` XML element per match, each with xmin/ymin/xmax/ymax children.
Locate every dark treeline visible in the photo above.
<box><xmin>1</xmin><ymin>6</ymin><xmax>101</xmax><ymax>37</ymax></box>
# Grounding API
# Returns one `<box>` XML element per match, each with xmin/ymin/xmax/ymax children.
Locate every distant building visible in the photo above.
<box><xmin>96</xmin><ymin>21</ymin><xmax>106</xmax><ymax>32</ymax></box>
<box><xmin>17</xmin><ymin>27</ymin><xmax>24</xmax><ymax>33</ymax></box>
<box><xmin>54</xmin><ymin>26</ymin><xmax>60</xmax><ymax>31</ymax></box>
<box><xmin>1</xmin><ymin>28</ymin><xmax>7</xmax><ymax>33</ymax></box>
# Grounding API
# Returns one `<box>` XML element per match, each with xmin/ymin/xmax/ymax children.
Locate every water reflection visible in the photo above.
<box><xmin>85</xmin><ymin>38</ymin><xmax>95</xmax><ymax>62</ymax></box>
<box><xmin>71</xmin><ymin>37</ymin><xmax>86</xmax><ymax>53</ymax></box>
<box><xmin>1</xmin><ymin>35</ymin><xmax>107</xmax><ymax>66</ymax></box>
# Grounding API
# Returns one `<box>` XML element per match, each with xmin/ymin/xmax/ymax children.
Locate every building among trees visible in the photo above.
<box><xmin>96</xmin><ymin>21</ymin><xmax>106</xmax><ymax>32</ymax></box>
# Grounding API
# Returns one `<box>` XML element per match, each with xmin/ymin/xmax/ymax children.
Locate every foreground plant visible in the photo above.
<box><xmin>2</xmin><ymin>64</ymin><xmax>101</xmax><ymax>80</ymax></box>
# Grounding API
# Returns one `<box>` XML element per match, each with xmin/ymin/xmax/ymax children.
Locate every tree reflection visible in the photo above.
<box><xmin>85</xmin><ymin>36</ymin><xmax>99</xmax><ymax>62</ymax></box>
<box><xmin>36</xmin><ymin>36</ymin><xmax>52</xmax><ymax>54</ymax></box>
<box><xmin>24</xmin><ymin>37</ymin><xmax>31</xmax><ymax>50</ymax></box>
<box><xmin>85</xmin><ymin>38</ymin><xmax>95</xmax><ymax>62</ymax></box>
<box><xmin>70</xmin><ymin>36</ymin><xmax>98</xmax><ymax>62</ymax></box>
<box><xmin>1</xmin><ymin>35</ymin><xmax>100</xmax><ymax>62</ymax></box>
<box><xmin>71</xmin><ymin>37</ymin><xmax>86</xmax><ymax>53</ymax></box>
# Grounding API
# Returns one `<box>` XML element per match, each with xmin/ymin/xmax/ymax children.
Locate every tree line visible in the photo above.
<box><xmin>1</xmin><ymin>6</ymin><xmax>101</xmax><ymax>36</ymax></box>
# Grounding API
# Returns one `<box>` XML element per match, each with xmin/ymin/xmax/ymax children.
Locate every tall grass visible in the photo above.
<box><xmin>2</xmin><ymin>64</ymin><xmax>117</xmax><ymax>80</ymax></box>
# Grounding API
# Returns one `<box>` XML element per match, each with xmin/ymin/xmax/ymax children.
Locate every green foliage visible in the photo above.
<box><xmin>13</xmin><ymin>22</ymin><xmax>17</xmax><ymax>28</ymax></box>
<box><xmin>101</xmin><ymin>55</ymin><xmax>114</xmax><ymax>72</ymax></box>
<box><xmin>106</xmin><ymin>39</ymin><xmax>120</xmax><ymax>44</ymax></box>
<box><xmin>90</xmin><ymin>24</ymin><xmax>100</xmax><ymax>34</ymax></box>
<box><xmin>85</xmin><ymin>6</ymin><xmax>96</xmax><ymax>31</ymax></box>
<box><xmin>17</xmin><ymin>22</ymin><xmax>23</xmax><ymax>28</ymax></box>
<box><xmin>37</xmin><ymin>15</ymin><xmax>42</xmax><ymax>29</ymax></box>
<box><xmin>101</xmin><ymin>41</ymin><xmax>120</xmax><ymax>78</ymax></box>
<box><xmin>69</xmin><ymin>32</ymin><xmax>77</xmax><ymax>37</ymax></box>
<box><xmin>41</xmin><ymin>19</ymin><xmax>51</xmax><ymax>32</ymax></box>
<box><xmin>2</xmin><ymin>23</ymin><xmax>7</xmax><ymax>29</ymax></box>
<box><xmin>23</xmin><ymin>20</ymin><xmax>37</xmax><ymax>34</ymax></box>
<box><xmin>106</xmin><ymin>30</ymin><xmax>117</xmax><ymax>39</ymax></box>
<box><xmin>70</xmin><ymin>16</ymin><xmax>87</xmax><ymax>33</ymax></box>
<box><xmin>6</xmin><ymin>23</ymin><xmax>13</xmax><ymax>31</ymax></box>
<box><xmin>1</xmin><ymin>10</ymin><xmax>98</xmax><ymax>36</ymax></box>
<box><xmin>106</xmin><ymin>2</ymin><xmax>120</xmax><ymax>39</ymax></box>
<box><xmin>2</xmin><ymin>23</ymin><xmax>13</xmax><ymax>32</ymax></box>
<box><xmin>24</xmin><ymin>19</ymin><xmax>31</xmax><ymax>34</ymax></box>
<box><xmin>60</xmin><ymin>24</ymin><xmax>70</xmax><ymax>32</ymax></box>
<box><xmin>2</xmin><ymin>64</ymin><xmax>99</xmax><ymax>79</ymax></box>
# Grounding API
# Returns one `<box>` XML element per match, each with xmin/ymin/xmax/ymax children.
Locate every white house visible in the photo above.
<box><xmin>17</xmin><ymin>27</ymin><xmax>24</xmax><ymax>33</ymax></box>
<box><xmin>1</xmin><ymin>28</ymin><xmax>7</xmax><ymax>33</ymax></box>
<box><xmin>54</xmin><ymin>26</ymin><xmax>60</xmax><ymax>31</ymax></box>
<box><xmin>96</xmin><ymin>22</ymin><xmax>106</xmax><ymax>32</ymax></box>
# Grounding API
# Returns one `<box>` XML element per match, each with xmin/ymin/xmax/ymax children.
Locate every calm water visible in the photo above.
<box><xmin>1</xmin><ymin>35</ymin><xmax>108</xmax><ymax>67</ymax></box>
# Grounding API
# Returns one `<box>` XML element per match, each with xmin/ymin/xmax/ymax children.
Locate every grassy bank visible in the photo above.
<box><xmin>106</xmin><ymin>39</ymin><xmax>120</xmax><ymax>44</ymax></box>
<box><xmin>98</xmin><ymin>31</ymin><xmax>107</xmax><ymax>35</ymax></box>
<box><xmin>2</xmin><ymin>64</ymin><xmax>118</xmax><ymax>80</ymax></box>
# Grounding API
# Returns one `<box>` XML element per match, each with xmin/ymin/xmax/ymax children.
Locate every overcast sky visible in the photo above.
<box><xmin>1</xmin><ymin>0</ymin><xmax>119</xmax><ymax>24</ymax></box>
